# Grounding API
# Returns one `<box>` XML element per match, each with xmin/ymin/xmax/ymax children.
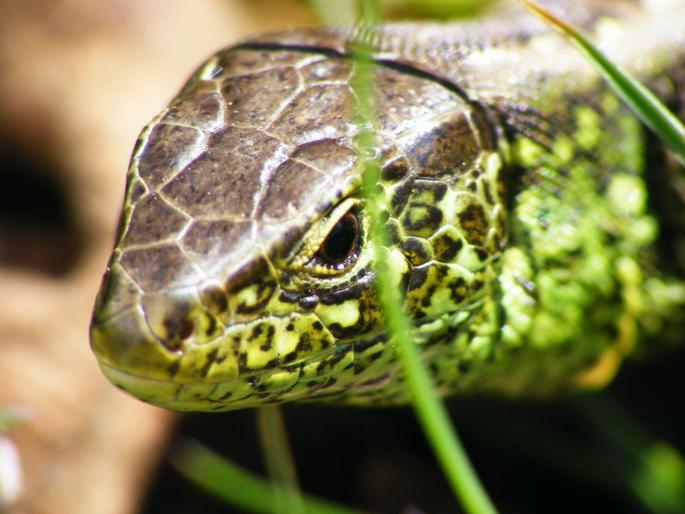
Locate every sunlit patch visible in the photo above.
<box><xmin>316</xmin><ymin>300</ymin><xmax>361</xmax><ymax>329</ymax></box>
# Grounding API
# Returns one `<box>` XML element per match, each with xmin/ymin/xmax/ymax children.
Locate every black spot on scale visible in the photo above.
<box><xmin>296</xmin><ymin>333</ymin><xmax>312</xmax><ymax>353</ymax></box>
<box><xmin>407</xmin><ymin>266</ymin><xmax>429</xmax><ymax>292</ymax></box>
<box><xmin>449</xmin><ymin>277</ymin><xmax>468</xmax><ymax>303</ymax></box>
<box><xmin>481</xmin><ymin>179</ymin><xmax>495</xmax><ymax>205</ymax></box>
<box><xmin>205</xmin><ymin>315</ymin><xmax>217</xmax><ymax>337</ymax></box>
<box><xmin>365</xmin><ymin>350</ymin><xmax>384</xmax><ymax>364</ymax></box>
<box><xmin>426</xmin><ymin>326</ymin><xmax>456</xmax><ymax>347</ymax></box>
<box><xmin>458</xmin><ymin>203</ymin><xmax>488</xmax><ymax>245</ymax></box>
<box><xmin>312</xmin><ymin>320</ymin><xmax>323</xmax><ymax>331</ymax></box>
<box><xmin>324</xmin><ymin>348</ymin><xmax>351</xmax><ymax>370</ymax></box>
<box><xmin>235</xmin><ymin>281</ymin><xmax>276</xmax><ymax>315</ymax></box>
<box><xmin>327</xmin><ymin>322</ymin><xmax>358</xmax><ymax>340</ymax></box>
<box><xmin>414</xmin><ymin>180</ymin><xmax>447</xmax><ymax>202</ymax></box>
<box><xmin>475</xmin><ymin>247</ymin><xmax>490</xmax><ymax>261</ymax></box>
<box><xmin>200</xmin><ymin>285</ymin><xmax>228</xmax><ymax>313</ymax></box>
<box><xmin>390</xmin><ymin>180</ymin><xmax>414</xmax><ymax>215</ymax></box>
<box><xmin>168</xmin><ymin>361</ymin><xmax>180</xmax><ymax>376</ymax></box>
<box><xmin>353</xmin><ymin>338</ymin><xmax>379</xmax><ymax>353</ymax></box>
<box><xmin>381</xmin><ymin>156</ymin><xmax>409</xmax><ymax>181</ymax></box>
<box><xmin>200</xmin><ymin>348</ymin><xmax>218</xmax><ymax>377</ymax></box>
<box><xmin>255</xmin><ymin>381</ymin><xmax>272</xmax><ymax>392</ymax></box>
<box><xmin>283</xmin><ymin>352</ymin><xmax>298</xmax><ymax>363</ymax></box>
<box><xmin>251</xmin><ymin>324</ymin><xmax>263</xmax><ymax>339</ymax></box>
<box><xmin>162</xmin><ymin>314</ymin><xmax>194</xmax><ymax>350</ymax></box>
<box><xmin>385</xmin><ymin>219</ymin><xmax>402</xmax><ymax>245</ymax></box>
<box><xmin>421</xmin><ymin>285</ymin><xmax>436</xmax><ymax>308</ymax></box>
<box><xmin>399</xmin><ymin>237</ymin><xmax>432</xmax><ymax>266</ymax></box>
<box><xmin>432</xmin><ymin>232</ymin><xmax>463</xmax><ymax>262</ymax></box>
<box><xmin>436</xmin><ymin>265</ymin><xmax>449</xmax><ymax>279</ymax></box>
<box><xmin>342</xmin><ymin>361</ymin><xmax>356</xmax><ymax>372</ymax></box>
<box><xmin>259</xmin><ymin>326</ymin><xmax>276</xmax><ymax>352</ymax></box>
<box><xmin>401</xmin><ymin>204</ymin><xmax>443</xmax><ymax>235</ymax></box>
<box><xmin>284</xmin><ymin>362</ymin><xmax>303</xmax><ymax>374</ymax></box>
<box><xmin>472</xmin><ymin>276</ymin><xmax>485</xmax><ymax>291</ymax></box>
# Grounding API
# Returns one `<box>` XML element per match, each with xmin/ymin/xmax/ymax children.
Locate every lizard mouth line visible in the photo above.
<box><xmin>99</xmin><ymin>361</ymin><xmax>172</xmax><ymax>385</ymax></box>
<box><xmin>99</xmin><ymin>328</ymin><xmax>391</xmax><ymax>386</ymax></box>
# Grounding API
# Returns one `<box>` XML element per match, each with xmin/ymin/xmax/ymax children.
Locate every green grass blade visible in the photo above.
<box><xmin>354</xmin><ymin>66</ymin><xmax>497</xmax><ymax>514</ymax></box>
<box><xmin>351</xmin><ymin>3</ymin><xmax>497</xmax><ymax>513</ymax></box>
<box><xmin>257</xmin><ymin>406</ymin><xmax>304</xmax><ymax>514</ymax></box>
<box><xmin>574</xmin><ymin>396</ymin><xmax>685</xmax><ymax>514</ymax></box>
<box><xmin>172</xmin><ymin>441</ymin><xmax>368</xmax><ymax>514</ymax></box>
<box><xmin>521</xmin><ymin>0</ymin><xmax>685</xmax><ymax>167</ymax></box>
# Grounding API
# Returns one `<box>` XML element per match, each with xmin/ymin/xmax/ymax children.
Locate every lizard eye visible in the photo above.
<box><xmin>314</xmin><ymin>210</ymin><xmax>361</xmax><ymax>268</ymax></box>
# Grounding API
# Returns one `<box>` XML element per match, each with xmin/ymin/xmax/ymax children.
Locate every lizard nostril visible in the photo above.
<box><xmin>200</xmin><ymin>284</ymin><xmax>229</xmax><ymax>314</ymax></box>
<box><xmin>178</xmin><ymin>318</ymin><xmax>195</xmax><ymax>340</ymax></box>
<box><xmin>142</xmin><ymin>291</ymin><xmax>197</xmax><ymax>352</ymax></box>
<box><xmin>142</xmin><ymin>289</ymin><xmax>225</xmax><ymax>352</ymax></box>
<box><xmin>158</xmin><ymin>312</ymin><xmax>195</xmax><ymax>352</ymax></box>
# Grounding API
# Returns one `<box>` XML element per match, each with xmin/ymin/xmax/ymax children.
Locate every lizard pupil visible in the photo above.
<box><xmin>318</xmin><ymin>212</ymin><xmax>359</xmax><ymax>264</ymax></box>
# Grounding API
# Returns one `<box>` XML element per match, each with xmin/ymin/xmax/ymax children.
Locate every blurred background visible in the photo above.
<box><xmin>0</xmin><ymin>1</ymin><xmax>683</xmax><ymax>513</ymax></box>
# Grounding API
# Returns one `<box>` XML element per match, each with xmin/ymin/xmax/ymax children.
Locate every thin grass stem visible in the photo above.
<box><xmin>172</xmin><ymin>441</ymin><xmax>368</xmax><ymax>514</ymax></box>
<box><xmin>350</xmin><ymin>2</ymin><xmax>497</xmax><ymax>512</ymax></box>
<box><xmin>257</xmin><ymin>406</ymin><xmax>304</xmax><ymax>514</ymax></box>
<box><xmin>521</xmin><ymin>0</ymin><xmax>685</xmax><ymax>167</ymax></box>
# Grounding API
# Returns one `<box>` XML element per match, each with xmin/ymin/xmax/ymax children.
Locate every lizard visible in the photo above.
<box><xmin>90</xmin><ymin>0</ymin><xmax>685</xmax><ymax>412</ymax></box>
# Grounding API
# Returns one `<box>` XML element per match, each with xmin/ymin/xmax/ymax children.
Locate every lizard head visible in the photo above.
<box><xmin>90</xmin><ymin>38</ymin><xmax>503</xmax><ymax>411</ymax></box>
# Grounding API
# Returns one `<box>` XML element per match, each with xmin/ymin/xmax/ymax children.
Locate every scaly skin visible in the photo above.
<box><xmin>90</xmin><ymin>0</ymin><xmax>685</xmax><ymax>411</ymax></box>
